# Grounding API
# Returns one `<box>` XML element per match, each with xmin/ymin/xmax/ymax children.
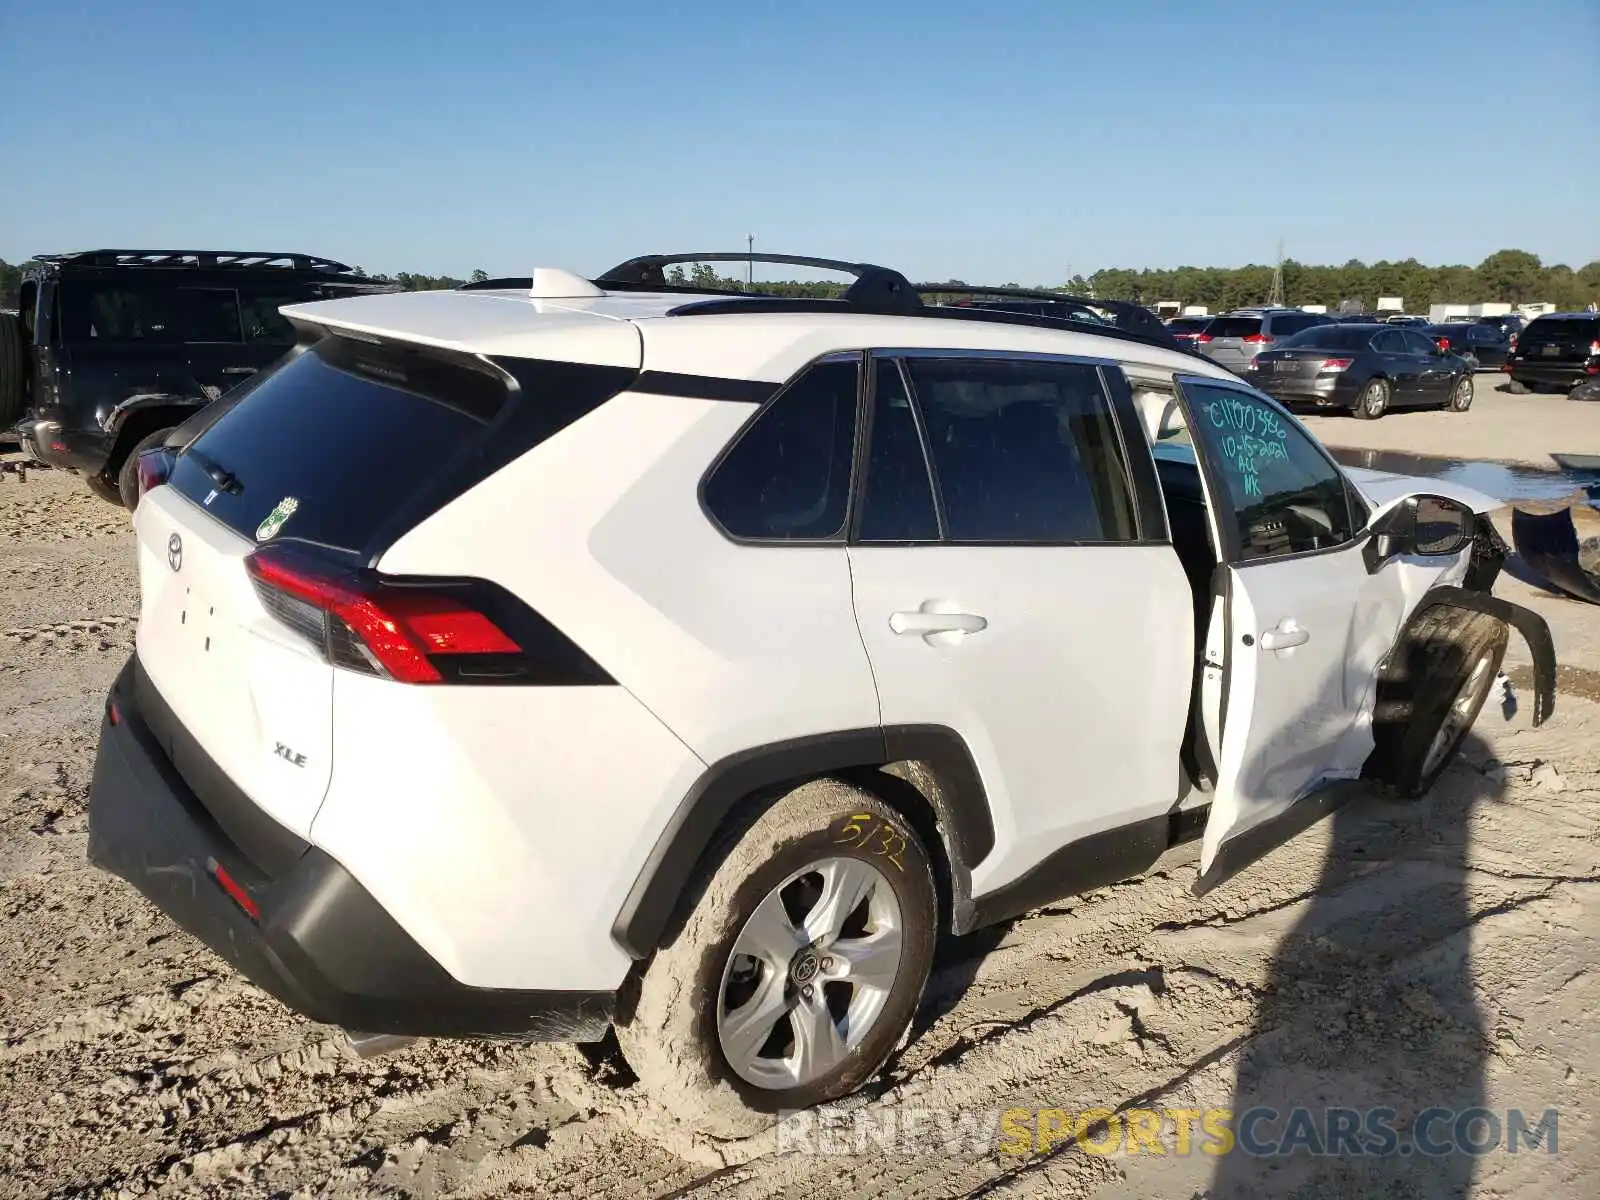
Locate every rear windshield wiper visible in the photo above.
<box><xmin>185</xmin><ymin>447</ymin><xmax>244</xmax><ymax>496</ymax></box>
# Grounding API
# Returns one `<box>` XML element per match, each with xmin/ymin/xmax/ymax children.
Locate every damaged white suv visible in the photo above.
<box><xmin>88</xmin><ymin>253</ymin><xmax>1555</xmax><ymax>1136</ymax></box>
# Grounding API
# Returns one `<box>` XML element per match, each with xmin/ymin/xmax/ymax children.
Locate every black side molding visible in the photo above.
<box><xmin>610</xmin><ymin>725</ymin><xmax>998</xmax><ymax>957</ymax></box>
<box><xmin>1190</xmin><ymin>785</ymin><xmax>1351</xmax><ymax>898</ymax></box>
<box><xmin>970</xmin><ymin>805</ymin><xmax>1209</xmax><ymax>928</ymax></box>
<box><xmin>1410</xmin><ymin>585</ymin><xmax>1556</xmax><ymax>726</ymax></box>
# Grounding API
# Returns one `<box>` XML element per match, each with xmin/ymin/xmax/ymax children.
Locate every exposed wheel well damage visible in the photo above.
<box><xmin>1365</xmin><ymin>585</ymin><xmax>1556</xmax><ymax>789</ymax></box>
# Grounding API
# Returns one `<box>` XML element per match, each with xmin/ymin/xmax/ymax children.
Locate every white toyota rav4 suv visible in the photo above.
<box><xmin>88</xmin><ymin>253</ymin><xmax>1555</xmax><ymax>1136</ymax></box>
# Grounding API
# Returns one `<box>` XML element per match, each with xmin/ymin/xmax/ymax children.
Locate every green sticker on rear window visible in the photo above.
<box><xmin>256</xmin><ymin>496</ymin><xmax>300</xmax><ymax>542</ymax></box>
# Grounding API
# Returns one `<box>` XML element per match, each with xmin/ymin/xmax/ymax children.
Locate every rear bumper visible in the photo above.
<box><xmin>14</xmin><ymin>412</ymin><xmax>112</xmax><ymax>475</ymax></box>
<box><xmin>1509</xmin><ymin>361</ymin><xmax>1597</xmax><ymax>387</ymax></box>
<box><xmin>87</xmin><ymin>656</ymin><xmax>615</xmax><ymax>1041</ymax></box>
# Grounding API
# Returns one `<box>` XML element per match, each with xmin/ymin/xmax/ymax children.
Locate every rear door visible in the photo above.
<box><xmin>1522</xmin><ymin>317</ymin><xmax>1599</xmax><ymax>365</ymax></box>
<box><xmin>847</xmin><ymin>351</ymin><xmax>1193</xmax><ymax>899</ymax></box>
<box><xmin>135</xmin><ymin>338</ymin><xmax>525</xmax><ymax>837</ymax></box>
<box><xmin>1373</xmin><ymin>328</ymin><xmax>1424</xmax><ymax>400</ymax></box>
<box><xmin>1171</xmin><ymin>377</ymin><xmax>1419</xmax><ymax>890</ymax></box>
<box><xmin>1199</xmin><ymin>316</ymin><xmax>1263</xmax><ymax>371</ymax></box>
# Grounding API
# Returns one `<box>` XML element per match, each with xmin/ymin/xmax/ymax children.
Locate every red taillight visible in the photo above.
<box><xmin>245</xmin><ymin>547</ymin><xmax>520</xmax><ymax>684</ymax></box>
<box><xmin>1590</xmin><ymin>340</ymin><xmax>1600</xmax><ymax>356</ymax></box>
<box><xmin>1196</xmin><ymin>333</ymin><xmax>1213</xmax><ymax>344</ymax></box>
<box><xmin>1436</xmin><ymin>338</ymin><xmax>1451</xmax><ymax>352</ymax></box>
<box><xmin>136</xmin><ymin>448</ymin><xmax>173</xmax><ymax>498</ymax></box>
<box><xmin>208</xmin><ymin>858</ymin><xmax>260</xmax><ymax>921</ymax></box>
<box><xmin>1241</xmin><ymin>333</ymin><xmax>1272</xmax><ymax>345</ymax></box>
<box><xmin>1317</xmin><ymin>358</ymin><xmax>1354</xmax><ymax>372</ymax></box>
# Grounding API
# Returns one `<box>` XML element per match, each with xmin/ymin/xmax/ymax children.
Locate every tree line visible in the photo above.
<box><xmin>5</xmin><ymin>250</ymin><xmax>1596</xmax><ymax>313</ymax></box>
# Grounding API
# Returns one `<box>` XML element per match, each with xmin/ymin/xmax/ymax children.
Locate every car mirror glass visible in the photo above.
<box><xmin>1413</xmin><ymin>495</ymin><xmax>1473</xmax><ymax>556</ymax></box>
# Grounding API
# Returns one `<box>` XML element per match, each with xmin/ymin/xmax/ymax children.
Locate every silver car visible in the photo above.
<box><xmin>1197</xmin><ymin>308</ymin><xmax>1335</xmax><ymax>372</ymax></box>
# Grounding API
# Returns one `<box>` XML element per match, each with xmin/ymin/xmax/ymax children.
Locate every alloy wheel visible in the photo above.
<box><xmin>717</xmin><ymin>856</ymin><xmax>902</xmax><ymax>1090</ymax></box>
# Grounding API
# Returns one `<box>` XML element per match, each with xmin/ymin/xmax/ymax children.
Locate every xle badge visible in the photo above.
<box><xmin>273</xmin><ymin>742</ymin><xmax>307</xmax><ymax>768</ymax></box>
<box><xmin>256</xmin><ymin>496</ymin><xmax>300</xmax><ymax>543</ymax></box>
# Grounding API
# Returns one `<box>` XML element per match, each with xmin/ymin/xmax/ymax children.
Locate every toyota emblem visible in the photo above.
<box><xmin>167</xmin><ymin>532</ymin><xmax>183</xmax><ymax>573</ymax></box>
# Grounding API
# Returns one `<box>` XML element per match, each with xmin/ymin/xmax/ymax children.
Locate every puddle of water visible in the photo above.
<box><xmin>1332</xmin><ymin>448</ymin><xmax>1600</xmax><ymax>504</ymax></box>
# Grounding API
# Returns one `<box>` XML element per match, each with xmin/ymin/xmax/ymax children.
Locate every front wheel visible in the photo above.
<box><xmin>615</xmin><ymin>780</ymin><xmax>938</xmax><ymax>1137</ymax></box>
<box><xmin>1447</xmin><ymin>375</ymin><xmax>1474</xmax><ymax>412</ymax></box>
<box><xmin>1355</xmin><ymin>377</ymin><xmax>1390</xmax><ymax>419</ymax></box>
<box><xmin>1369</xmin><ymin>609</ymin><xmax>1508</xmax><ymax>798</ymax></box>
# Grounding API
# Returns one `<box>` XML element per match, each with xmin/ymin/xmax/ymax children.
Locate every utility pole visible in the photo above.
<box><xmin>1267</xmin><ymin>238</ymin><xmax>1285</xmax><ymax>307</ymax></box>
<box><xmin>747</xmin><ymin>234</ymin><xmax>754</xmax><ymax>287</ymax></box>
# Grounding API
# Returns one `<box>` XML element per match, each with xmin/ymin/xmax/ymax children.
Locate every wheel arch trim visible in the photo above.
<box><xmin>610</xmin><ymin>725</ymin><xmax>996</xmax><ymax>958</ymax></box>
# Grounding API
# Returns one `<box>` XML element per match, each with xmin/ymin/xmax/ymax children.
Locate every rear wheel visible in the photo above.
<box><xmin>117</xmin><ymin>428</ymin><xmax>176</xmax><ymax>512</ymax></box>
<box><xmin>85</xmin><ymin>472</ymin><xmax>124</xmax><ymax>507</ymax></box>
<box><xmin>1355</xmin><ymin>377</ymin><xmax>1390</xmax><ymax>419</ymax></box>
<box><xmin>615</xmin><ymin>779</ymin><xmax>937</xmax><ymax>1137</ymax></box>
<box><xmin>1447</xmin><ymin>375</ymin><xmax>1474</xmax><ymax>412</ymax></box>
<box><xmin>1505</xmin><ymin>379</ymin><xmax>1530</xmax><ymax>394</ymax></box>
<box><xmin>0</xmin><ymin>311</ymin><xmax>25</xmax><ymax>427</ymax></box>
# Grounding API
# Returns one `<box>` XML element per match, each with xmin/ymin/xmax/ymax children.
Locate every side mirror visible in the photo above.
<box><xmin>1364</xmin><ymin>494</ymin><xmax>1474</xmax><ymax>573</ymax></box>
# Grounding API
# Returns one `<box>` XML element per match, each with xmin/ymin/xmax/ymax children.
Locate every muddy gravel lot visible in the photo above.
<box><xmin>3</xmin><ymin>413</ymin><xmax>1598</xmax><ymax>1197</ymax></box>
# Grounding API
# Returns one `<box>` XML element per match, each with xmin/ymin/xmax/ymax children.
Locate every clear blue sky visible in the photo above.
<box><xmin>2</xmin><ymin>0</ymin><xmax>1595</xmax><ymax>283</ymax></box>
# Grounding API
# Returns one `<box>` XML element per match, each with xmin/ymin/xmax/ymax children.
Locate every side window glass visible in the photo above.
<box><xmin>182</xmin><ymin>289</ymin><xmax>243</xmax><ymax>343</ymax></box>
<box><xmin>1184</xmin><ymin>383</ymin><xmax>1355</xmax><ymax>561</ymax></box>
<box><xmin>1374</xmin><ymin>329</ymin><xmax>1406</xmax><ymax>354</ymax></box>
<box><xmin>68</xmin><ymin>286</ymin><xmax>182</xmax><ymax>342</ymax></box>
<box><xmin>857</xmin><ymin>360</ymin><xmax>940</xmax><ymax>541</ymax></box>
<box><xmin>902</xmin><ymin>357</ymin><xmax>1136</xmax><ymax>542</ymax></box>
<box><xmin>239</xmin><ymin>292</ymin><xmax>299</xmax><ymax>343</ymax></box>
<box><xmin>703</xmin><ymin>358</ymin><xmax>860</xmax><ymax>541</ymax></box>
<box><xmin>1404</xmin><ymin>330</ymin><xmax>1438</xmax><ymax>355</ymax></box>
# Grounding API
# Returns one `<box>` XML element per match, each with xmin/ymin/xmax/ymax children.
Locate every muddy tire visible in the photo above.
<box><xmin>1368</xmin><ymin>608</ymin><xmax>1508</xmax><ymax>799</ymax></box>
<box><xmin>1447</xmin><ymin>375</ymin><xmax>1474</xmax><ymax>412</ymax></box>
<box><xmin>84</xmin><ymin>471</ymin><xmax>125</xmax><ymax>507</ymax></box>
<box><xmin>1355</xmin><ymin>377</ymin><xmax>1390</xmax><ymax>419</ymax></box>
<box><xmin>117</xmin><ymin>428</ymin><xmax>176</xmax><ymax>512</ymax></box>
<box><xmin>0</xmin><ymin>311</ymin><xmax>25</xmax><ymax>428</ymax></box>
<box><xmin>615</xmin><ymin>779</ymin><xmax>937</xmax><ymax>1138</ymax></box>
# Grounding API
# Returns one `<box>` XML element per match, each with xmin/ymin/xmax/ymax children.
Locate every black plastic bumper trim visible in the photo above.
<box><xmin>88</xmin><ymin>656</ymin><xmax>614</xmax><ymax>1041</ymax></box>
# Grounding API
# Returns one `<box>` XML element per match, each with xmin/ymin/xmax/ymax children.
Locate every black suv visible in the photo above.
<box><xmin>3</xmin><ymin>250</ymin><xmax>393</xmax><ymax>507</ymax></box>
<box><xmin>1505</xmin><ymin>312</ymin><xmax>1600</xmax><ymax>394</ymax></box>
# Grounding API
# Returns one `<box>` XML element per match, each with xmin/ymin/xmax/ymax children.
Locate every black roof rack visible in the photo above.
<box><xmin>594</xmin><ymin>252</ymin><xmax>922</xmax><ymax>313</ymax></box>
<box><xmin>916</xmin><ymin>285</ymin><xmax>1176</xmax><ymax>343</ymax></box>
<box><xmin>31</xmin><ymin>249</ymin><xmax>355</xmax><ymax>273</ymax></box>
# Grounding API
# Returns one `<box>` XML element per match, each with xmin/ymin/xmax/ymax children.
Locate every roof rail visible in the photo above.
<box><xmin>914</xmin><ymin>285</ymin><xmax>1176</xmax><ymax>343</ymax></box>
<box><xmin>31</xmin><ymin>250</ymin><xmax>354</xmax><ymax>273</ymax></box>
<box><xmin>593</xmin><ymin>252</ymin><xmax>922</xmax><ymax>313</ymax></box>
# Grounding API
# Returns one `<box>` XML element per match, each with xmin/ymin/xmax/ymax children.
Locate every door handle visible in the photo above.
<box><xmin>1258</xmin><ymin>621</ymin><xmax>1309</xmax><ymax>651</ymax></box>
<box><xmin>889</xmin><ymin>610</ymin><xmax>988</xmax><ymax>637</ymax></box>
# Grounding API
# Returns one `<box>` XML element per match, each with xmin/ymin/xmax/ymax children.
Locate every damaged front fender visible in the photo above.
<box><xmin>1403</xmin><ymin>585</ymin><xmax>1557</xmax><ymax>726</ymax></box>
<box><xmin>1512</xmin><ymin>501</ymin><xmax>1600</xmax><ymax>607</ymax></box>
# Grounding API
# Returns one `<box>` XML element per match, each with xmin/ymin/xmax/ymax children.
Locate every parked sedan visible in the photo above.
<box><xmin>1426</xmin><ymin>322</ymin><xmax>1512</xmax><ymax>369</ymax></box>
<box><xmin>1243</xmin><ymin>323</ymin><xmax>1475</xmax><ymax>418</ymax></box>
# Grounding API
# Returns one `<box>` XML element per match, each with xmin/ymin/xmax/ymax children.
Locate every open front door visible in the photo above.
<box><xmin>1170</xmin><ymin>377</ymin><xmax>1414</xmax><ymax>894</ymax></box>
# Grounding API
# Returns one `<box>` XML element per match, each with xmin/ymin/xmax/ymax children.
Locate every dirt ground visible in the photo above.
<box><xmin>2</xmin><ymin>384</ymin><xmax>1598</xmax><ymax>1198</ymax></box>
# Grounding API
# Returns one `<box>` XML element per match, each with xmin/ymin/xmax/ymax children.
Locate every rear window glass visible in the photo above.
<box><xmin>1204</xmin><ymin>317</ymin><xmax>1262</xmax><ymax>338</ymax></box>
<box><xmin>1279</xmin><ymin>325</ymin><xmax>1375</xmax><ymax>351</ymax></box>
<box><xmin>1167</xmin><ymin>318</ymin><xmax>1210</xmax><ymax>332</ymax></box>
<box><xmin>1523</xmin><ymin>318</ymin><xmax>1599</xmax><ymax>342</ymax></box>
<box><xmin>1265</xmin><ymin>313</ymin><xmax>1324</xmax><ymax>336</ymax></box>
<box><xmin>170</xmin><ymin>338</ymin><xmax>507</xmax><ymax>552</ymax></box>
